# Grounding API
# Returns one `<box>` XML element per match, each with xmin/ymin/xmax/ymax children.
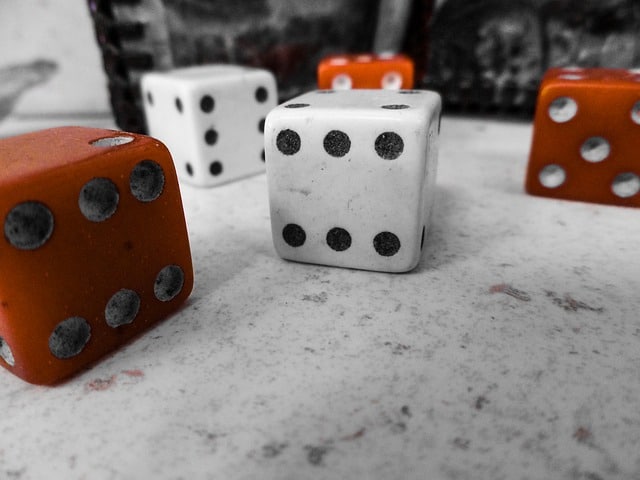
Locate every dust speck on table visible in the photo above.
<box><xmin>262</xmin><ymin>442</ymin><xmax>288</xmax><ymax>458</ymax></box>
<box><xmin>302</xmin><ymin>291</ymin><xmax>328</xmax><ymax>304</ymax></box>
<box><xmin>85</xmin><ymin>375</ymin><xmax>117</xmax><ymax>392</ymax></box>
<box><xmin>304</xmin><ymin>444</ymin><xmax>331</xmax><ymax>466</ymax></box>
<box><xmin>546</xmin><ymin>291</ymin><xmax>604</xmax><ymax>313</ymax></box>
<box><xmin>573</xmin><ymin>426</ymin><xmax>592</xmax><ymax>443</ymax></box>
<box><xmin>475</xmin><ymin>395</ymin><xmax>490</xmax><ymax>410</ymax></box>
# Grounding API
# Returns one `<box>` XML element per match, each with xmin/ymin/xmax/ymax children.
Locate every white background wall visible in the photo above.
<box><xmin>0</xmin><ymin>1</ymin><xmax>110</xmax><ymax>116</ymax></box>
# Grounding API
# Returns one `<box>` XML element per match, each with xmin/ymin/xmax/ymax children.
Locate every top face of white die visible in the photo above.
<box><xmin>141</xmin><ymin>65</ymin><xmax>276</xmax><ymax>118</ymax></box>
<box><xmin>143</xmin><ymin>64</ymin><xmax>272</xmax><ymax>86</ymax></box>
<box><xmin>272</xmin><ymin>89</ymin><xmax>440</xmax><ymax>122</ymax></box>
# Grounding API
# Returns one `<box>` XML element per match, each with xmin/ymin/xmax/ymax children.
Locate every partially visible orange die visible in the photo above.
<box><xmin>317</xmin><ymin>52</ymin><xmax>414</xmax><ymax>90</ymax></box>
<box><xmin>525</xmin><ymin>67</ymin><xmax>640</xmax><ymax>207</ymax></box>
<box><xmin>0</xmin><ymin>127</ymin><xmax>193</xmax><ymax>384</ymax></box>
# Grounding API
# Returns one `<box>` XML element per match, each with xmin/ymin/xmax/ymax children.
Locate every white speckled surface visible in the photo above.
<box><xmin>1</xmin><ymin>117</ymin><xmax>640</xmax><ymax>480</ymax></box>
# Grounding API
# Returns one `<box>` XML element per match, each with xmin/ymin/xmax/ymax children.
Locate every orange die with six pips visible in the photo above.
<box><xmin>0</xmin><ymin>126</ymin><xmax>193</xmax><ymax>384</ymax></box>
<box><xmin>317</xmin><ymin>52</ymin><xmax>414</xmax><ymax>91</ymax></box>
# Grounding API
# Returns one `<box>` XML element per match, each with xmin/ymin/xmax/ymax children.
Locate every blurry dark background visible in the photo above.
<box><xmin>427</xmin><ymin>0</ymin><xmax>640</xmax><ymax>115</ymax></box>
<box><xmin>2</xmin><ymin>0</ymin><xmax>639</xmax><ymax>135</ymax></box>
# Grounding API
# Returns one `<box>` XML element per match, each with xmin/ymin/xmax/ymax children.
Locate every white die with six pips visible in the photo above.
<box><xmin>264</xmin><ymin>89</ymin><xmax>441</xmax><ymax>273</ymax></box>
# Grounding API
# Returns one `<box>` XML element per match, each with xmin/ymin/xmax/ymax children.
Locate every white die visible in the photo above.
<box><xmin>264</xmin><ymin>89</ymin><xmax>441</xmax><ymax>273</ymax></box>
<box><xmin>141</xmin><ymin>65</ymin><xmax>277</xmax><ymax>187</ymax></box>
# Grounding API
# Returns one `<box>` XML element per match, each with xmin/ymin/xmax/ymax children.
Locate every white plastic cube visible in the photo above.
<box><xmin>265</xmin><ymin>89</ymin><xmax>441</xmax><ymax>273</ymax></box>
<box><xmin>141</xmin><ymin>65</ymin><xmax>277</xmax><ymax>187</ymax></box>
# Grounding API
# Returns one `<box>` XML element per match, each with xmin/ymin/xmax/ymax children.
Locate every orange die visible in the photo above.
<box><xmin>0</xmin><ymin>127</ymin><xmax>193</xmax><ymax>384</ymax></box>
<box><xmin>525</xmin><ymin>67</ymin><xmax>640</xmax><ymax>207</ymax></box>
<box><xmin>317</xmin><ymin>52</ymin><xmax>414</xmax><ymax>90</ymax></box>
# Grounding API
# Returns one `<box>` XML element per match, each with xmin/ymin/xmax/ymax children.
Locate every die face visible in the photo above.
<box><xmin>265</xmin><ymin>90</ymin><xmax>441</xmax><ymax>273</ymax></box>
<box><xmin>317</xmin><ymin>53</ymin><xmax>415</xmax><ymax>91</ymax></box>
<box><xmin>0</xmin><ymin>127</ymin><xmax>193</xmax><ymax>384</ymax></box>
<box><xmin>525</xmin><ymin>67</ymin><xmax>640</xmax><ymax>207</ymax></box>
<box><xmin>142</xmin><ymin>65</ymin><xmax>277</xmax><ymax>187</ymax></box>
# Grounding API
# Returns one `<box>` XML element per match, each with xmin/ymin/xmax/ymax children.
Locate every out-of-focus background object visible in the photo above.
<box><xmin>0</xmin><ymin>60</ymin><xmax>57</xmax><ymax>122</ymax></box>
<box><xmin>3</xmin><ymin>0</ymin><xmax>640</xmax><ymax>137</ymax></box>
<box><xmin>88</xmin><ymin>0</ymin><xmax>640</xmax><ymax>132</ymax></box>
<box><xmin>87</xmin><ymin>0</ymin><xmax>397</xmax><ymax>133</ymax></box>
<box><xmin>424</xmin><ymin>0</ymin><xmax>640</xmax><ymax>114</ymax></box>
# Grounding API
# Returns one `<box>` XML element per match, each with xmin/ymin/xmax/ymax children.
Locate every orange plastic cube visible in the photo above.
<box><xmin>525</xmin><ymin>67</ymin><xmax>640</xmax><ymax>207</ymax></box>
<box><xmin>317</xmin><ymin>52</ymin><xmax>414</xmax><ymax>90</ymax></box>
<box><xmin>0</xmin><ymin>127</ymin><xmax>193</xmax><ymax>384</ymax></box>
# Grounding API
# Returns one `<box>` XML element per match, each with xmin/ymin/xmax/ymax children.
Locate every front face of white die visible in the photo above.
<box><xmin>265</xmin><ymin>89</ymin><xmax>441</xmax><ymax>273</ymax></box>
<box><xmin>142</xmin><ymin>66</ymin><xmax>277</xmax><ymax>187</ymax></box>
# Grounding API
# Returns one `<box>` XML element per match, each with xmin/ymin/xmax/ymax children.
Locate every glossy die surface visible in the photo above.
<box><xmin>317</xmin><ymin>53</ymin><xmax>414</xmax><ymax>91</ymax></box>
<box><xmin>142</xmin><ymin>65</ymin><xmax>277</xmax><ymax>187</ymax></box>
<box><xmin>0</xmin><ymin>127</ymin><xmax>193</xmax><ymax>384</ymax></box>
<box><xmin>525</xmin><ymin>67</ymin><xmax>640</xmax><ymax>207</ymax></box>
<box><xmin>265</xmin><ymin>89</ymin><xmax>441</xmax><ymax>273</ymax></box>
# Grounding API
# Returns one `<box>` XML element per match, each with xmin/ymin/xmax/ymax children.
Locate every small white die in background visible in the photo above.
<box><xmin>142</xmin><ymin>65</ymin><xmax>277</xmax><ymax>187</ymax></box>
<box><xmin>264</xmin><ymin>89</ymin><xmax>441</xmax><ymax>273</ymax></box>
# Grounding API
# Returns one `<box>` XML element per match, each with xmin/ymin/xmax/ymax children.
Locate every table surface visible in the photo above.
<box><xmin>1</xmin><ymin>115</ymin><xmax>639</xmax><ymax>480</ymax></box>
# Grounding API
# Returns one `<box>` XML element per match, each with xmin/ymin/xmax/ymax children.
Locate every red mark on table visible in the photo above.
<box><xmin>489</xmin><ymin>284</ymin><xmax>531</xmax><ymax>301</ymax></box>
<box><xmin>85</xmin><ymin>375</ymin><xmax>117</xmax><ymax>392</ymax></box>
